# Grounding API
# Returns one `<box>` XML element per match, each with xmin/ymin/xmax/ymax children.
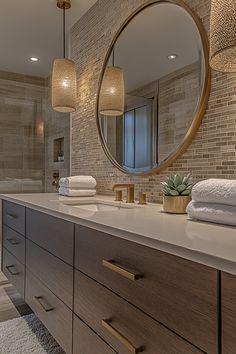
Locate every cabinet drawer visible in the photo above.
<box><xmin>73</xmin><ymin>315</ymin><xmax>116</xmax><ymax>354</ymax></box>
<box><xmin>74</xmin><ymin>271</ymin><xmax>203</xmax><ymax>354</ymax></box>
<box><xmin>3</xmin><ymin>201</ymin><xmax>25</xmax><ymax>235</ymax></box>
<box><xmin>26</xmin><ymin>208</ymin><xmax>74</xmax><ymax>265</ymax></box>
<box><xmin>25</xmin><ymin>269</ymin><xmax>72</xmax><ymax>354</ymax></box>
<box><xmin>222</xmin><ymin>272</ymin><xmax>236</xmax><ymax>354</ymax></box>
<box><xmin>75</xmin><ymin>225</ymin><xmax>218</xmax><ymax>354</ymax></box>
<box><xmin>2</xmin><ymin>247</ymin><xmax>25</xmax><ymax>298</ymax></box>
<box><xmin>3</xmin><ymin>225</ymin><xmax>25</xmax><ymax>264</ymax></box>
<box><xmin>26</xmin><ymin>239</ymin><xmax>73</xmax><ymax>309</ymax></box>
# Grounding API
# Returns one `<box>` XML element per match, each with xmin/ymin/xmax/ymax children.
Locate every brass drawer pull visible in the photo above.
<box><xmin>102</xmin><ymin>319</ymin><xmax>143</xmax><ymax>354</ymax></box>
<box><xmin>102</xmin><ymin>260</ymin><xmax>142</xmax><ymax>281</ymax></box>
<box><xmin>6</xmin><ymin>238</ymin><xmax>20</xmax><ymax>245</ymax></box>
<box><xmin>6</xmin><ymin>265</ymin><xmax>19</xmax><ymax>276</ymax></box>
<box><xmin>6</xmin><ymin>213</ymin><xmax>18</xmax><ymax>219</ymax></box>
<box><xmin>34</xmin><ymin>296</ymin><xmax>54</xmax><ymax>313</ymax></box>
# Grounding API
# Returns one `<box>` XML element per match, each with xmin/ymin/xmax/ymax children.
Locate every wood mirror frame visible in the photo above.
<box><xmin>96</xmin><ymin>0</ymin><xmax>211</xmax><ymax>176</ymax></box>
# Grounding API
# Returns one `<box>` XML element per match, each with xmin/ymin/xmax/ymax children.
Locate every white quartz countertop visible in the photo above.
<box><xmin>1</xmin><ymin>193</ymin><xmax>236</xmax><ymax>275</ymax></box>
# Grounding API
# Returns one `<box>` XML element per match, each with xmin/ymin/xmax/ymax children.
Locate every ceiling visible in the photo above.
<box><xmin>0</xmin><ymin>0</ymin><xmax>97</xmax><ymax>78</ymax></box>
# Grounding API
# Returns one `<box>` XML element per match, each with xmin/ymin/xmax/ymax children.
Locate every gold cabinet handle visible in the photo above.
<box><xmin>102</xmin><ymin>260</ymin><xmax>142</xmax><ymax>281</ymax></box>
<box><xmin>102</xmin><ymin>319</ymin><xmax>143</xmax><ymax>354</ymax></box>
<box><xmin>34</xmin><ymin>296</ymin><xmax>54</xmax><ymax>313</ymax></box>
<box><xmin>6</xmin><ymin>265</ymin><xmax>19</xmax><ymax>276</ymax></box>
<box><xmin>6</xmin><ymin>213</ymin><xmax>18</xmax><ymax>219</ymax></box>
<box><xmin>6</xmin><ymin>238</ymin><xmax>20</xmax><ymax>245</ymax></box>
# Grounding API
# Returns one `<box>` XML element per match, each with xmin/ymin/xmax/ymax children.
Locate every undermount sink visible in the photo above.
<box><xmin>58</xmin><ymin>200</ymin><xmax>134</xmax><ymax>212</ymax></box>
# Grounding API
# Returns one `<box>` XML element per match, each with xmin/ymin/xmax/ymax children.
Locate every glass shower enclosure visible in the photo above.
<box><xmin>0</xmin><ymin>71</ymin><xmax>70</xmax><ymax>194</ymax></box>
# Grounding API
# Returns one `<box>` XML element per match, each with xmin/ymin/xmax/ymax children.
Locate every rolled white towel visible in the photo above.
<box><xmin>59</xmin><ymin>176</ymin><xmax>97</xmax><ymax>189</ymax></box>
<box><xmin>59</xmin><ymin>187</ymin><xmax>96</xmax><ymax>197</ymax></box>
<box><xmin>187</xmin><ymin>201</ymin><xmax>236</xmax><ymax>227</ymax></box>
<box><xmin>192</xmin><ymin>179</ymin><xmax>236</xmax><ymax>206</ymax></box>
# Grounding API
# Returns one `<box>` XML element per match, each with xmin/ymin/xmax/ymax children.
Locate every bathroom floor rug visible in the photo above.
<box><xmin>0</xmin><ymin>314</ymin><xmax>64</xmax><ymax>354</ymax></box>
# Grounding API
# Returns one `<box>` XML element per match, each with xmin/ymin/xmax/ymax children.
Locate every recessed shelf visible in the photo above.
<box><xmin>54</xmin><ymin>137</ymin><xmax>65</xmax><ymax>163</ymax></box>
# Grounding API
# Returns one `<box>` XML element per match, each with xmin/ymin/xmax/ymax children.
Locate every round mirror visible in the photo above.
<box><xmin>97</xmin><ymin>0</ymin><xmax>210</xmax><ymax>175</ymax></box>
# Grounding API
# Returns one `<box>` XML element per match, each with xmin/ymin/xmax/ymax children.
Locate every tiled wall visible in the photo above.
<box><xmin>71</xmin><ymin>0</ymin><xmax>236</xmax><ymax>202</ymax></box>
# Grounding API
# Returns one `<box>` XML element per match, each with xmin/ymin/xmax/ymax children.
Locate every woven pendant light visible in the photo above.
<box><xmin>52</xmin><ymin>0</ymin><xmax>77</xmax><ymax>112</ymax></box>
<box><xmin>52</xmin><ymin>58</ymin><xmax>76</xmax><ymax>112</ymax></box>
<box><xmin>210</xmin><ymin>0</ymin><xmax>236</xmax><ymax>72</ymax></box>
<box><xmin>99</xmin><ymin>66</ymin><xmax>125</xmax><ymax>116</ymax></box>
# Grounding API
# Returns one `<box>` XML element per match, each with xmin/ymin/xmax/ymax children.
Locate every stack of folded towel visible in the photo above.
<box><xmin>187</xmin><ymin>179</ymin><xmax>236</xmax><ymax>227</ymax></box>
<box><xmin>59</xmin><ymin>176</ymin><xmax>97</xmax><ymax>197</ymax></box>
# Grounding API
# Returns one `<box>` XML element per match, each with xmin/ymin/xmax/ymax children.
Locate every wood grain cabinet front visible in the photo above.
<box><xmin>73</xmin><ymin>315</ymin><xmax>117</xmax><ymax>354</ymax></box>
<box><xmin>26</xmin><ymin>239</ymin><xmax>73</xmax><ymax>309</ymax></box>
<box><xmin>3</xmin><ymin>225</ymin><xmax>25</xmax><ymax>264</ymax></box>
<box><xmin>222</xmin><ymin>272</ymin><xmax>236</xmax><ymax>354</ymax></box>
<box><xmin>2</xmin><ymin>200</ymin><xmax>25</xmax><ymax>236</ymax></box>
<box><xmin>26</xmin><ymin>208</ymin><xmax>74</xmax><ymax>265</ymax></box>
<box><xmin>25</xmin><ymin>269</ymin><xmax>73</xmax><ymax>354</ymax></box>
<box><xmin>75</xmin><ymin>225</ymin><xmax>218</xmax><ymax>354</ymax></box>
<box><xmin>2</xmin><ymin>247</ymin><xmax>25</xmax><ymax>298</ymax></box>
<box><xmin>74</xmin><ymin>271</ymin><xmax>204</xmax><ymax>354</ymax></box>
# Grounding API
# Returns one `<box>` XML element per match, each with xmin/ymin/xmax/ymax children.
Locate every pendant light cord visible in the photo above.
<box><xmin>63</xmin><ymin>5</ymin><xmax>66</xmax><ymax>59</ymax></box>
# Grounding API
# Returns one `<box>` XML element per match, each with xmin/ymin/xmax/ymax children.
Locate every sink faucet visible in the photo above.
<box><xmin>112</xmin><ymin>184</ymin><xmax>135</xmax><ymax>203</ymax></box>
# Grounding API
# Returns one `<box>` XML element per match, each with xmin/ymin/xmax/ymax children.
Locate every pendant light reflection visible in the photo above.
<box><xmin>210</xmin><ymin>0</ymin><xmax>236</xmax><ymax>72</ymax></box>
<box><xmin>52</xmin><ymin>0</ymin><xmax>77</xmax><ymax>113</ymax></box>
<box><xmin>99</xmin><ymin>49</ymin><xmax>125</xmax><ymax>116</ymax></box>
<box><xmin>99</xmin><ymin>66</ymin><xmax>125</xmax><ymax>116</ymax></box>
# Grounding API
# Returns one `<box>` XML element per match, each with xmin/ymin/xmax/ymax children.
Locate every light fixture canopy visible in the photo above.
<box><xmin>51</xmin><ymin>0</ymin><xmax>77</xmax><ymax>113</ymax></box>
<box><xmin>99</xmin><ymin>66</ymin><xmax>125</xmax><ymax>116</ymax></box>
<box><xmin>210</xmin><ymin>0</ymin><xmax>236</xmax><ymax>72</ymax></box>
<box><xmin>57</xmin><ymin>0</ymin><xmax>71</xmax><ymax>9</ymax></box>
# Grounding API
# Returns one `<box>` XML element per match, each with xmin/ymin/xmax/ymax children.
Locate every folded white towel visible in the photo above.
<box><xmin>187</xmin><ymin>201</ymin><xmax>236</xmax><ymax>227</ymax></box>
<box><xmin>59</xmin><ymin>176</ymin><xmax>97</xmax><ymax>189</ymax></box>
<box><xmin>192</xmin><ymin>179</ymin><xmax>236</xmax><ymax>206</ymax></box>
<box><xmin>59</xmin><ymin>187</ymin><xmax>96</xmax><ymax>197</ymax></box>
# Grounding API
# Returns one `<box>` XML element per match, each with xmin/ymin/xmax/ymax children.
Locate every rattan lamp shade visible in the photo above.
<box><xmin>99</xmin><ymin>66</ymin><xmax>125</xmax><ymax>116</ymax></box>
<box><xmin>52</xmin><ymin>58</ymin><xmax>77</xmax><ymax>113</ymax></box>
<box><xmin>210</xmin><ymin>0</ymin><xmax>236</xmax><ymax>72</ymax></box>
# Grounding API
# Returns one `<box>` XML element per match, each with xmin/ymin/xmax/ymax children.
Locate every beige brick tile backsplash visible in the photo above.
<box><xmin>71</xmin><ymin>0</ymin><xmax>236</xmax><ymax>203</ymax></box>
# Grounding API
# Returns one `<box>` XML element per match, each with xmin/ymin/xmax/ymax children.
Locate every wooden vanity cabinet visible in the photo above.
<box><xmin>75</xmin><ymin>224</ymin><xmax>218</xmax><ymax>354</ymax></box>
<box><xmin>2</xmin><ymin>247</ymin><xmax>25</xmax><ymax>297</ymax></box>
<box><xmin>2</xmin><ymin>225</ymin><xmax>25</xmax><ymax>264</ymax></box>
<box><xmin>222</xmin><ymin>272</ymin><xmax>236</xmax><ymax>354</ymax></box>
<box><xmin>73</xmin><ymin>315</ymin><xmax>117</xmax><ymax>354</ymax></box>
<box><xmin>74</xmin><ymin>270</ymin><xmax>204</xmax><ymax>354</ymax></box>
<box><xmin>2</xmin><ymin>200</ymin><xmax>25</xmax><ymax>235</ymax></box>
<box><xmin>25</xmin><ymin>269</ymin><xmax>73</xmax><ymax>354</ymax></box>
<box><xmin>2</xmin><ymin>201</ymin><xmax>26</xmax><ymax>298</ymax></box>
<box><xmin>4</xmin><ymin>200</ymin><xmax>235</xmax><ymax>354</ymax></box>
<box><xmin>1</xmin><ymin>203</ymin><xmax>74</xmax><ymax>354</ymax></box>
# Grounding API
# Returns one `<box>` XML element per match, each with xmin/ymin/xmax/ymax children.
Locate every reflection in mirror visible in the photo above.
<box><xmin>98</xmin><ymin>1</ymin><xmax>209</xmax><ymax>175</ymax></box>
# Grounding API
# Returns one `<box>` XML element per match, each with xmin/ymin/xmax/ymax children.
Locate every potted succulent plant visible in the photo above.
<box><xmin>161</xmin><ymin>173</ymin><xmax>193</xmax><ymax>214</ymax></box>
